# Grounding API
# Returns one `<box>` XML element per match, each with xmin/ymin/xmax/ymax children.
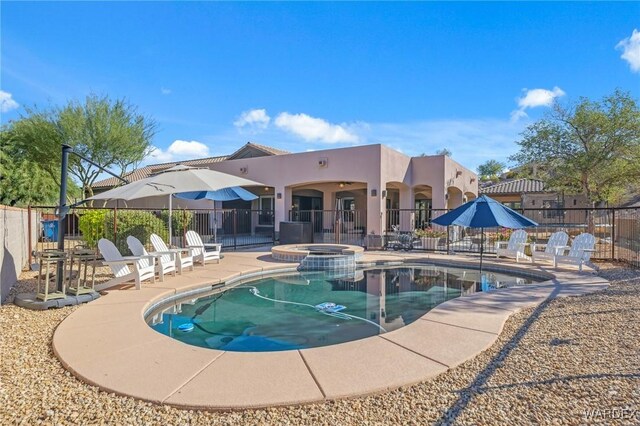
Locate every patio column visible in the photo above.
<box><xmin>399</xmin><ymin>185</ymin><xmax>415</xmax><ymax>232</ymax></box>
<box><xmin>367</xmin><ymin>181</ymin><xmax>385</xmax><ymax>235</ymax></box>
<box><xmin>322</xmin><ymin>190</ymin><xmax>335</xmax><ymax>233</ymax></box>
<box><xmin>274</xmin><ymin>185</ymin><xmax>292</xmax><ymax>233</ymax></box>
<box><xmin>432</xmin><ymin>188</ymin><xmax>447</xmax><ymax>210</ymax></box>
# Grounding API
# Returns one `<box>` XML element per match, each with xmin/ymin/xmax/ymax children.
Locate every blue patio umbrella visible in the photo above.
<box><xmin>432</xmin><ymin>194</ymin><xmax>538</xmax><ymax>275</ymax></box>
<box><xmin>175</xmin><ymin>186</ymin><xmax>258</xmax><ymax>242</ymax></box>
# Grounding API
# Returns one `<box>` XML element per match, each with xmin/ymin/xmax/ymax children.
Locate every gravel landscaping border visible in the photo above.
<box><xmin>1</xmin><ymin>263</ymin><xmax>639</xmax><ymax>425</ymax></box>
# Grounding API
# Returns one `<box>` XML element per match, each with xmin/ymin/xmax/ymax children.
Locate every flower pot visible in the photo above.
<box><xmin>420</xmin><ymin>237</ymin><xmax>440</xmax><ymax>250</ymax></box>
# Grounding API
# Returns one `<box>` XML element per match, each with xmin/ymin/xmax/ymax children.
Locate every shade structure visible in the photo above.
<box><xmin>432</xmin><ymin>194</ymin><xmax>538</xmax><ymax>229</ymax></box>
<box><xmin>174</xmin><ymin>187</ymin><xmax>258</xmax><ymax>242</ymax></box>
<box><xmin>174</xmin><ymin>186</ymin><xmax>258</xmax><ymax>202</ymax></box>
<box><xmin>432</xmin><ymin>195</ymin><xmax>538</xmax><ymax>276</ymax></box>
<box><xmin>89</xmin><ymin>165</ymin><xmax>264</xmax><ymax>239</ymax></box>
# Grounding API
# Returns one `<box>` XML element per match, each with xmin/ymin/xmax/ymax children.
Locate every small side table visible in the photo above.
<box><xmin>67</xmin><ymin>247</ymin><xmax>98</xmax><ymax>296</ymax></box>
<box><xmin>36</xmin><ymin>250</ymin><xmax>68</xmax><ymax>301</ymax></box>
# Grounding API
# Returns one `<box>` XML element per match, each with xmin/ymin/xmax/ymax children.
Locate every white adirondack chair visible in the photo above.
<box><xmin>98</xmin><ymin>238</ymin><xmax>156</xmax><ymax>290</ymax></box>
<box><xmin>532</xmin><ymin>231</ymin><xmax>569</xmax><ymax>264</ymax></box>
<box><xmin>185</xmin><ymin>230</ymin><xmax>222</xmax><ymax>265</ymax></box>
<box><xmin>554</xmin><ymin>233</ymin><xmax>596</xmax><ymax>271</ymax></box>
<box><xmin>150</xmin><ymin>233</ymin><xmax>194</xmax><ymax>274</ymax></box>
<box><xmin>127</xmin><ymin>235</ymin><xmax>176</xmax><ymax>281</ymax></box>
<box><xmin>495</xmin><ymin>229</ymin><xmax>529</xmax><ymax>263</ymax></box>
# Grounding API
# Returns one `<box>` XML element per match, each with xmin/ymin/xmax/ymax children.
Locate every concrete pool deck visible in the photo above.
<box><xmin>52</xmin><ymin>250</ymin><xmax>610</xmax><ymax>410</ymax></box>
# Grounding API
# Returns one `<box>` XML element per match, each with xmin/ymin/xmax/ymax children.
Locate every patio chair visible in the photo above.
<box><xmin>495</xmin><ymin>229</ymin><xmax>529</xmax><ymax>263</ymax></box>
<box><xmin>150</xmin><ymin>233</ymin><xmax>194</xmax><ymax>274</ymax></box>
<box><xmin>126</xmin><ymin>235</ymin><xmax>176</xmax><ymax>281</ymax></box>
<box><xmin>97</xmin><ymin>238</ymin><xmax>156</xmax><ymax>290</ymax></box>
<box><xmin>185</xmin><ymin>230</ymin><xmax>222</xmax><ymax>265</ymax></box>
<box><xmin>554</xmin><ymin>233</ymin><xmax>596</xmax><ymax>271</ymax></box>
<box><xmin>531</xmin><ymin>231</ymin><xmax>569</xmax><ymax>264</ymax></box>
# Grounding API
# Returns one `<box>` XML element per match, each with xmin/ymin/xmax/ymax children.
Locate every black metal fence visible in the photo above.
<box><xmin>288</xmin><ymin>209</ymin><xmax>366</xmax><ymax>245</ymax></box>
<box><xmin>28</xmin><ymin>205</ymin><xmax>640</xmax><ymax>268</ymax></box>
<box><xmin>29</xmin><ymin>206</ymin><xmax>275</xmax><ymax>260</ymax></box>
<box><xmin>385</xmin><ymin>207</ymin><xmax>640</xmax><ymax>268</ymax></box>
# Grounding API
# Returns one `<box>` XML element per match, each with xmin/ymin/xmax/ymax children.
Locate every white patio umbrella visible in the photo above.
<box><xmin>89</xmin><ymin>165</ymin><xmax>264</xmax><ymax>238</ymax></box>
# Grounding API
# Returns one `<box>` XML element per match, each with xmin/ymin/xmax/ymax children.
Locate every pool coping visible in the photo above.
<box><xmin>52</xmin><ymin>251</ymin><xmax>609</xmax><ymax>411</ymax></box>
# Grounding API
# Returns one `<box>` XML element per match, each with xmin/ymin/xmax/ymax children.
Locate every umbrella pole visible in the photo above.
<box><xmin>214</xmin><ymin>202</ymin><xmax>217</xmax><ymax>243</ymax></box>
<box><xmin>169</xmin><ymin>195</ymin><xmax>172</xmax><ymax>245</ymax></box>
<box><xmin>480</xmin><ymin>227</ymin><xmax>484</xmax><ymax>277</ymax></box>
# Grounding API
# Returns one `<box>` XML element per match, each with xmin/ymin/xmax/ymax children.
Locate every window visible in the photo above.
<box><xmin>259</xmin><ymin>196</ymin><xmax>274</xmax><ymax>225</ymax></box>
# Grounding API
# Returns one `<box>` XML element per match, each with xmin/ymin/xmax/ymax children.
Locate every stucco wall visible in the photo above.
<box><xmin>90</xmin><ymin>143</ymin><xmax>479</xmax><ymax>235</ymax></box>
<box><xmin>1</xmin><ymin>206</ymin><xmax>38</xmax><ymax>304</ymax></box>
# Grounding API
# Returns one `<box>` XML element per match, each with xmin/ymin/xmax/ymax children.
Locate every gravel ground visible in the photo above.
<box><xmin>1</xmin><ymin>263</ymin><xmax>639</xmax><ymax>425</ymax></box>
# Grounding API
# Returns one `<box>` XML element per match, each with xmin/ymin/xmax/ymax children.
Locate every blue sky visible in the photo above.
<box><xmin>2</xmin><ymin>2</ymin><xmax>639</xmax><ymax>171</ymax></box>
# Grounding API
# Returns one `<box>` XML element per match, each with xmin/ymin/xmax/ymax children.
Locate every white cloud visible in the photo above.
<box><xmin>274</xmin><ymin>112</ymin><xmax>359</xmax><ymax>143</ymax></box>
<box><xmin>0</xmin><ymin>90</ymin><xmax>19</xmax><ymax>113</ymax></box>
<box><xmin>511</xmin><ymin>86</ymin><xmax>565</xmax><ymax>121</ymax></box>
<box><xmin>149</xmin><ymin>140</ymin><xmax>210</xmax><ymax>163</ymax></box>
<box><xmin>160</xmin><ymin>87</ymin><xmax>172</xmax><ymax>95</ymax></box>
<box><xmin>517</xmin><ymin>87</ymin><xmax>565</xmax><ymax>109</ymax></box>
<box><xmin>509</xmin><ymin>109</ymin><xmax>529</xmax><ymax>121</ymax></box>
<box><xmin>616</xmin><ymin>29</ymin><xmax>640</xmax><ymax>73</ymax></box>
<box><xmin>234</xmin><ymin>108</ymin><xmax>271</xmax><ymax>131</ymax></box>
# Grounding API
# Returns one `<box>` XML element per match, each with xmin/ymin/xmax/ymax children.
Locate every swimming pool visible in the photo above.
<box><xmin>147</xmin><ymin>264</ymin><xmax>538</xmax><ymax>352</ymax></box>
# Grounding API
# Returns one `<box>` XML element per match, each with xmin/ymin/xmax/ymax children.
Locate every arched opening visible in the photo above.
<box><xmin>447</xmin><ymin>186</ymin><xmax>464</xmax><ymax>209</ymax></box>
<box><xmin>288</xmin><ymin>181</ymin><xmax>368</xmax><ymax>244</ymax></box>
<box><xmin>464</xmin><ymin>191</ymin><xmax>477</xmax><ymax>203</ymax></box>
<box><xmin>414</xmin><ymin>184</ymin><xmax>433</xmax><ymax>228</ymax></box>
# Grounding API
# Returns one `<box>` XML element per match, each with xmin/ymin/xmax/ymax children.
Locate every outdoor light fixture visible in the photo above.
<box><xmin>371</xmin><ymin>189</ymin><xmax>377</xmax><ymax>197</ymax></box>
<box><xmin>456</xmin><ymin>170</ymin><xmax>463</xmax><ymax>177</ymax></box>
<box><xmin>381</xmin><ymin>190</ymin><xmax>387</xmax><ymax>198</ymax></box>
<box><xmin>470</xmin><ymin>177</ymin><xmax>476</xmax><ymax>183</ymax></box>
<box><xmin>277</xmin><ymin>193</ymin><xmax>282</xmax><ymax>199</ymax></box>
<box><xmin>339</xmin><ymin>183</ymin><xmax>345</xmax><ymax>188</ymax></box>
<box><xmin>264</xmin><ymin>187</ymin><xmax>270</xmax><ymax>192</ymax></box>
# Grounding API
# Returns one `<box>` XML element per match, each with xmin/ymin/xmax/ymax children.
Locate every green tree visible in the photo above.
<box><xmin>0</xmin><ymin>129</ymin><xmax>79</xmax><ymax>206</ymax></box>
<box><xmin>510</xmin><ymin>89</ymin><xmax>640</xmax><ymax>206</ymax></box>
<box><xmin>7</xmin><ymin>94</ymin><xmax>157</xmax><ymax>199</ymax></box>
<box><xmin>477</xmin><ymin>160</ymin><xmax>506</xmax><ymax>182</ymax></box>
<box><xmin>435</xmin><ymin>148</ymin><xmax>452</xmax><ymax>157</ymax></box>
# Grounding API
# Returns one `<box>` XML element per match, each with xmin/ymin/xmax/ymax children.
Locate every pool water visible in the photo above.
<box><xmin>148</xmin><ymin>265</ymin><xmax>536</xmax><ymax>352</ymax></box>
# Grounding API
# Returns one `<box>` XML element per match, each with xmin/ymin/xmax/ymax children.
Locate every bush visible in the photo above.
<box><xmin>159</xmin><ymin>209</ymin><xmax>194</xmax><ymax>237</ymax></box>
<box><xmin>78</xmin><ymin>209</ymin><xmax>109</xmax><ymax>248</ymax></box>
<box><xmin>104</xmin><ymin>210</ymin><xmax>169</xmax><ymax>254</ymax></box>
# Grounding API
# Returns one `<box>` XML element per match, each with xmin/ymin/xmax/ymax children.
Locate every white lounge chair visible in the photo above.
<box><xmin>495</xmin><ymin>229</ymin><xmax>529</xmax><ymax>262</ymax></box>
<box><xmin>532</xmin><ymin>231</ymin><xmax>569</xmax><ymax>264</ymax></box>
<box><xmin>554</xmin><ymin>233</ymin><xmax>596</xmax><ymax>271</ymax></box>
<box><xmin>150</xmin><ymin>233</ymin><xmax>194</xmax><ymax>274</ymax></box>
<box><xmin>127</xmin><ymin>235</ymin><xmax>175</xmax><ymax>281</ymax></box>
<box><xmin>185</xmin><ymin>230</ymin><xmax>222</xmax><ymax>265</ymax></box>
<box><xmin>98</xmin><ymin>238</ymin><xmax>156</xmax><ymax>290</ymax></box>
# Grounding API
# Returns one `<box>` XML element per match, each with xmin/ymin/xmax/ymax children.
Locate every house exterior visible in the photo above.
<box><xmin>480</xmin><ymin>178</ymin><xmax>591</xmax><ymax>210</ymax></box>
<box><xmin>93</xmin><ymin>142</ymin><xmax>478</xmax><ymax>237</ymax></box>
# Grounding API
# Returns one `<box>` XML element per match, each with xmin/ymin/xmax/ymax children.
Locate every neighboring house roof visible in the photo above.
<box><xmin>480</xmin><ymin>178</ymin><xmax>547</xmax><ymax>195</ymax></box>
<box><xmin>92</xmin><ymin>142</ymin><xmax>287</xmax><ymax>190</ymax></box>
<box><xmin>227</xmin><ymin>142</ymin><xmax>290</xmax><ymax>159</ymax></box>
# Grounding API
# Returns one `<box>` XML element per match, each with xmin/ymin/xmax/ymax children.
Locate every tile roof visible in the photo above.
<box><xmin>227</xmin><ymin>142</ymin><xmax>290</xmax><ymax>159</ymax></box>
<box><xmin>92</xmin><ymin>142</ymin><xmax>288</xmax><ymax>189</ymax></box>
<box><xmin>92</xmin><ymin>155</ymin><xmax>228</xmax><ymax>188</ymax></box>
<box><xmin>480</xmin><ymin>178</ymin><xmax>547</xmax><ymax>195</ymax></box>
